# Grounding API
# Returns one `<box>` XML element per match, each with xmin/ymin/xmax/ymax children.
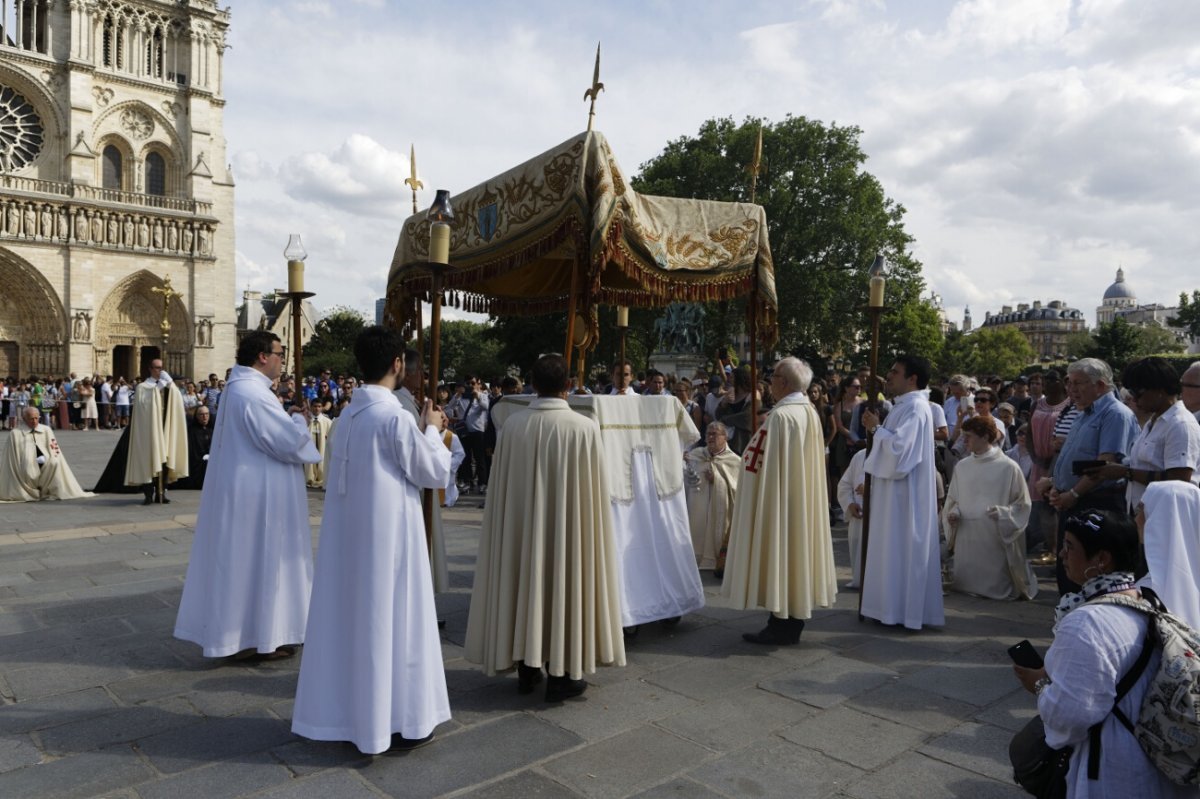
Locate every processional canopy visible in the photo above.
<box><xmin>387</xmin><ymin>130</ymin><xmax>777</xmax><ymax>346</ymax></box>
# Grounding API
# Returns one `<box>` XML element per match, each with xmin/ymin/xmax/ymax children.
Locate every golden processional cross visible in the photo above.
<box><xmin>150</xmin><ymin>276</ymin><xmax>183</xmax><ymax>350</ymax></box>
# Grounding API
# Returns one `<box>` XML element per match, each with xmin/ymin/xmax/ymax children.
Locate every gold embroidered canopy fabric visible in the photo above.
<box><xmin>387</xmin><ymin>131</ymin><xmax>776</xmax><ymax>344</ymax></box>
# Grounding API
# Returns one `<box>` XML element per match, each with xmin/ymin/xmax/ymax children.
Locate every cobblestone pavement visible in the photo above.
<box><xmin>0</xmin><ymin>429</ymin><xmax>1050</xmax><ymax>798</ymax></box>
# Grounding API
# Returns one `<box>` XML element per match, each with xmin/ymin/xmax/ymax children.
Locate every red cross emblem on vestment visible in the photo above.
<box><xmin>743</xmin><ymin>427</ymin><xmax>767</xmax><ymax>474</ymax></box>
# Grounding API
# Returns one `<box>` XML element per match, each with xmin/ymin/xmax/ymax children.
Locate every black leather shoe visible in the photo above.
<box><xmin>623</xmin><ymin>625</ymin><xmax>640</xmax><ymax>639</ymax></box>
<box><xmin>742</xmin><ymin>617</ymin><xmax>804</xmax><ymax>646</ymax></box>
<box><xmin>142</xmin><ymin>495</ymin><xmax>154</xmax><ymax>506</ymax></box>
<box><xmin>517</xmin><ymin>662</ymin><xmax>543</xmax><ymax>695</ymax></box>
<box><xmin>389</xmin><ymin>732</ymin><xmax>435</xmax><ymax>751</ymax></box>
<box><xmin>545</xmin><ymin>675</ymin><xmax>587</xmax><ymax>703</ymax></box>
<box><xmin>661</xmin><ymin>616</ymin><xmax>681</xmax><ymax>627</ymax></box>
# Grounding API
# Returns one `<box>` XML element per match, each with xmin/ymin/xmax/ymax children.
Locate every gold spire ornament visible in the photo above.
<box><xmin>583</xmin><ymin>42</ymin><xmax>604</xmax><ymax>132</ymax></box>
<box><xmin>404</xmin><ymin>144</ymin><xmax>424</xmax><ymax>216</ymax></box>
<box><xmin>747</xmin><ymin>125</ymin><xmax>764</xmax><ymax>204</ymax></box>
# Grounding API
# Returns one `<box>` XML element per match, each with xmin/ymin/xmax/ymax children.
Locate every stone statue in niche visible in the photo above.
<box><xmin>196</xmin><ymin>318</ymin><xmax>211</xmax><ymax>347</ymax></box>
<box><xmin>75</xmin><ymin>210</ymin><xmax>88</xmax><ymax>242</ymax></box>
<box><xmin>198</xmin><ymin>226</ymin><xmax>211</xmax><ymax>256</ymax></box>
<box><xmin>122</xmin><ymin>216</ymin><xmax>134</xmax><ymax>247</ymax></box>
<box><xmin>106</xmin><ymin>214</ymin><xmax>119</xmax><ymax>244</ymax></box>
<box><xmin>23</xmin><ymin>204</ymin><xmax>35</xmax><ymax>237</ymax></box>
<box><xmin>39</xmin><ymin>205</ymin><xmax>52</xmax><ymax>238</ymax></box>
<box><xmin>57</xmin><ymin>208</ymin><xmax>69</xmax><ymax>239</ymax></box>
<box><xmin>72</xmin><ymin>312</ymin><xmax>92</xmax><ymax>342</ymax></box>
<box><xmin>2</xmin><ymin>201</ymin><xmax>16</xmax><ymax>235</ymax></box>
<box><xmin>166</xmin><ymin>223</ymin><xmax>178</xmax><ymax>251</ymax></box>
<box><xmin>152</xmin><ymin>220</ymin><xmax>164</xmax><ymax>250</ymax></box>
<box><xmin>91</xmin><ymin>213</ymin><xmax>104</xmax><ymax>244</ymax></box>
<box><xmin>182</xmin><ymin>225</ymin><xmax>194</xmax><ymax>254</ymax></box>
<box><xmin>137</xmin><ymin>217</ymin><xmax>150</xmax><ymax>248</ymax></box>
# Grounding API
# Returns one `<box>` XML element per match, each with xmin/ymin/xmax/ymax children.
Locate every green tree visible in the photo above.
<box><xmin>302</xmin><ymin>306</ymin><xmax>367</xmax><ymax>377</ymax></box>
<box><xmin>880</xmin><ymin>301</ymin><xmax>945</xmax><ymax>366</ymax></box>
<box><xmin>1168</xmin><ymin>290</ymin><xmax>1200</xmax><ymax>340</ymax></box>
<box><xmin>428</xmin><ymin>320</ymin><xmax>503</xmax><ymax>382</ymax></box>
<box><xmin>1135</xmin><ymin>323</ymin><xmax>1186</xmax><ymax>356</ymax></box>
<box><xmin>936</xmin><ymin>328</ymin><xmax>976</xmax><ymax>377</ymax></box>
<box><xmin>970</xmin><ymin>327</ymin><xmax>1037</xmax><ymax>377</ymax></box>
<box><xmin>1086</xmin><ymin>318</ymin><xmax>1144</xmax><ymax>370</ymax></box>
<box><xmin>632</xmin><ymin>116</ymin><xmax>939</xmax><ymax>360</ymax></box>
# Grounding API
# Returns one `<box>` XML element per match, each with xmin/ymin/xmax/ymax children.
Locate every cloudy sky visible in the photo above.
<box><xmin>223</xmin><ymin>0</ymin><xmax>1200</xmax><ymax>331</ymax></box>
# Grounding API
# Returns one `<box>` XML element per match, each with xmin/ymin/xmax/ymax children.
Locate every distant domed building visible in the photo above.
<box><xmin>977</xmin><ymin>300</ymin><xmax>1086</xmax><ymax>361</ymax></box>
<box><xmin>1097</xmin><ymin>268</ymin><xmax>1137</xmax><ymax>326</ymax></box>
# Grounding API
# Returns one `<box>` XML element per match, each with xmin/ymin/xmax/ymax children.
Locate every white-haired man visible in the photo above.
<box><xmin>1183</xmin><ymin>361</ymin><xmax>1200</xmax><ymax>423</ymax></box>
<box><xmin>0</xmin><ymin>407</ymin><xmax>90</xmax><ymax>502</ymax></box>
<box><xmin>1036</xmin><ymin>357</ymin><xmax>1138</xmax><ymax>593</ymax></box>
<box><xmin>721</xmin><ymin>357</ymin><xmax>837</xmax><ymax>645</ymax></box>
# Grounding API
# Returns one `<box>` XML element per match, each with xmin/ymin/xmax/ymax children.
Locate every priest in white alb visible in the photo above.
<box><xmin>0</xmin><ymin>407</ymin><xmax>91</xmax><ymax>502</ymax></box>
<box><xmin>860</xmin><ymin>355</ymin><xmax>945</xmax><ymax>630</ymax></box>
<box><xmin>125</xmin><ymin>358</ymin><xmax>187</xmax><ymax>504</ymax></box>
<box><xmin>685</xmin><ymin>422</ymin><xmax>741</xmax><ymax>573</ymax></box>
<box><xmin>720</xmin><ymin>358</ymin><xmax>837</xmax><ymax>645</ymax></box>
<box><xmin>466</xmin><ymin>354</ymin><xmax>625</xmax><ymax>702</ymax></box>
<box><xmin>293</xmin><ymin>327</ymin><xmax>452</xmax><ymax>753</ymax></box>
<box><xmin>303</xmin><ymin>401</ymin><xmax>333</xmax><ymax>489</ymax></box>
<box><xmin>174</xmin><ymin>332</ymin><xmax>322</xmax><ymax>659</ymax></box>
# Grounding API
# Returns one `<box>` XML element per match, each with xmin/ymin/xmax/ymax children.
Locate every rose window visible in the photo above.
<box><xmin>0</xmin><ymin>85</ymin><xmax>45</xmax><ymax>171</ymax></box>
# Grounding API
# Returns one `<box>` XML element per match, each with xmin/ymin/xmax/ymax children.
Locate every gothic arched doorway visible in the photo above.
<box><xmin>94</xmin><ymin>271</ymin><xmax>191</xmax><ymax>381</ymax></box>
<box><xmin>0</xmin><ymin>247</ymin><xmax>67</xmax><ymax>379</ymax></box>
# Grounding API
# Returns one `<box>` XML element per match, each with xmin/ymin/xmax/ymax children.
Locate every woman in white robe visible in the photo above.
<box><xmin>1138</xmin><ymin>481</ymin><xmax>1200</xmax><ymax>629</ymax></box>
<box><xmin>943</xmin><ymin>415</ymin><xmax>1036</xmax><ymax>600</ymax></box>
<box><xmin>1012</xmin><ymin>511</ymin><xmax>1191</xmax><ymax>798</ymax></box>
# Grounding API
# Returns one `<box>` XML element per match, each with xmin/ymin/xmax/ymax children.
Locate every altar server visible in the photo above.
<box><xmin>293</xmin><ymin>327</ymin><xmax>451</xmax><ymax>753</ymax></box>
<box><xmin>174</xmin><ymin>332</ymin><xmax>321</xmax><ymax>658</ymax></box>
<box><xmin>860</xmin><ymin>355</ymin><xmax>944</xmax><ymax>630</ymax></box>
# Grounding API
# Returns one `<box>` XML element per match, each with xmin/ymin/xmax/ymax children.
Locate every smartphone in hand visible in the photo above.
<box><xmin>1008</xmin><ymin>639</ymin><xmax>1044</xmax><ymax>669</ymax></box>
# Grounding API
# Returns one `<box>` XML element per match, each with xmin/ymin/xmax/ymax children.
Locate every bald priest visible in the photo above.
<box><xmin>0</xmin><ymin>407</ymin><xmax>91</xmax><ymax>502</ymax></box>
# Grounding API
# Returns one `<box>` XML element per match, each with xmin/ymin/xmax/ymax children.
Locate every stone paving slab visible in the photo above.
<box><xmin>0</xmin><ymin>431</ymin><xmax>1067</xmax><ymax>798</ymax></box>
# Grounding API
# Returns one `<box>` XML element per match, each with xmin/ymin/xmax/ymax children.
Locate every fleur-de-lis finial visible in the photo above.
<box><xmin>583</xmin><ymin>42</ymin><xmax>604</xmax><ymax>132</ymax></box>
<box><xmin>404</xmin><ymin>144</ymin><xmax>424</xmax><ymax>215</ymax></box>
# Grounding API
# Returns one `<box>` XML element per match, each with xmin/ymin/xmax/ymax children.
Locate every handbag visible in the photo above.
<box><xmin>1010</xmin><ymin>715</ymin><xmax>1071</xmax><ymax>798</ymax></box>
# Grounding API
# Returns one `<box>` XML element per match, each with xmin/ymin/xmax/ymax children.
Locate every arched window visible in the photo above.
<box><xmin>102</xmin><ymin>145</ymin><xmax>122</xmax><ymax>190</ymax></box>
<box><xmin>102</xmin><ymin>16</ymin><xmax>114</xmax><ymax>67</ymax></box>
<box><xmin>146</xmin><ymin>152</ymin><xmax>166</xmax><ymax>196</ymax></box>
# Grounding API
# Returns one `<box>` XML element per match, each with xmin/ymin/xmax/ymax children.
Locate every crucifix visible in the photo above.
<box><xmin>150</xmin><ymin>276</ymin><xmax>183</xmax><ymax>353</ymax></box>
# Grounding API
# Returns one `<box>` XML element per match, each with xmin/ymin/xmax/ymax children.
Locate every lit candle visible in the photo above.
<box><xmin>430</xmin><ymin>222</ymin><xmax>451</xmax><ymax>265</ymax></box>
<box><xmin>869</xmin><ymin>275</ymin><xmax>885</xmax><ymax>308</ymax></box>
<box><xmin>288</xmin><ymin>259</ymin><xmax>304</xmax><ymax>294</ymax></box>
<box><xmin>616</xmin><ymin>306</ymin><xmax>629</xmax><ymax>328</ymax></box>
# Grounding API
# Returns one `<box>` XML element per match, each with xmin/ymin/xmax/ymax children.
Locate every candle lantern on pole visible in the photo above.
<box><xmin>616</xmin><ymin>305</ymin><xmax>629</xmax><ymax>373</ymax></box>
<box><xmin>857</xmin><ymin>253</ymin><xmax>887</xmax><ymax>622</ymax></box>
<box><xmin>283</xmin><ymin>235</ymin><xmax>314</xmax><ymax>382</ymax></box>
<box><xmin>425</xmin><ymin>189</ymin><xmax>454</xmax><ymax>403</ymax></box>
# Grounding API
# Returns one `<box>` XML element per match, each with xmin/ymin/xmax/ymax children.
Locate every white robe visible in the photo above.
<box><xmin>861</xmin><ymin>390</ymin><xmax>945</xmax><ymax>629</ymax></box>
<box><xmin>684</xmin><ymin>445</ymin><xmax>741</xmax><ymax>569</ymax></box>
<box><xmin>125</xmin><ymin>381</ymin><xmax>188</xmax><ymax>486</ymax></box>
<box><xmin>942</xmin><ymin>446</ymin><xmax>1036</xmax><ymax>601</ymax></box>
<box><xmin>466</xmin><ymin>398</ymin><xmax>625</xmax><ymax>679</ymax></box>
<box><xmin>292</xmin><ymin>385</ymin><xmax>451</xmax><ymax>753</ymax></box>
<box><xmin>1140</xmin><ymin>481</ymin><xmax>1200</xmax><ymax>629</ymax></box>
<box><xmin>720</xmin><ymin>392</ymin><xmax>838</xmax><ymax>619</ymax></box>
<box><xmin>174</xmin><ymin>365</ymin><xmax>321</xmax><ymax>657</ymax></box>
<box><xmin>304</xmin><ymin>413</ymin><xmax>333</xmax><ymax>488</ymax></box>
<box><xmin>836</xmin><ymin>449</ymin><xmax>867</xmax><ymax>588</ymax></box>
<box><xmin>0</xmin><ymin>423</ymin><xmax>91</xmax><ymax>502</ymax></box>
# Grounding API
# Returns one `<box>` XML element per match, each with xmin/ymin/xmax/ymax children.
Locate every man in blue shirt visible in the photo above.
<box><xmin>1042</xmin><ymin>358</ymin><xmax>1138</xmax><ymax>592</ymax></box>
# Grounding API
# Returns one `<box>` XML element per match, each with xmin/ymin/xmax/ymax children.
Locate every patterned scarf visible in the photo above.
<box><xmin>1053</xmin><ymin>571</ymin><xmax>1138</xmax><ymax>630</ymax></box>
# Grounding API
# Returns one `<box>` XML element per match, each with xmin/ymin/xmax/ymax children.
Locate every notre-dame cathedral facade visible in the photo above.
<box><xmin>0</xmin><ymin>0</ymin><xmax>233</xmax><ymax>382</ymax></box>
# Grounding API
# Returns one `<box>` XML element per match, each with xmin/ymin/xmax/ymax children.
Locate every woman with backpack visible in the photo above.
<box><xmin>1012</xmin><ymin>510</ymin><xmax>1192</xmax><ymax>797</ymax></box>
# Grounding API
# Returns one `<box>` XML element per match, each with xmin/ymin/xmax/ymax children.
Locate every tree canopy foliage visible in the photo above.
<box><xmin>301</xmin><ymin>306</ymin><xmax>368</xmax><ymax>377</ymax></box>
<box><xmin>1169</xmin><ymin>290</ymin><xmax>1200</xmax><ymax>340</ymax></box>
<box><xmin>934</xmin><ymin>327</ymin><xmax>1036</xmax><ymax>378</ymax></box>
<box><xmin>1069</xmin><ymin>317</ymin><xmax>1185</xmax><ymax>371</ymax></box>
